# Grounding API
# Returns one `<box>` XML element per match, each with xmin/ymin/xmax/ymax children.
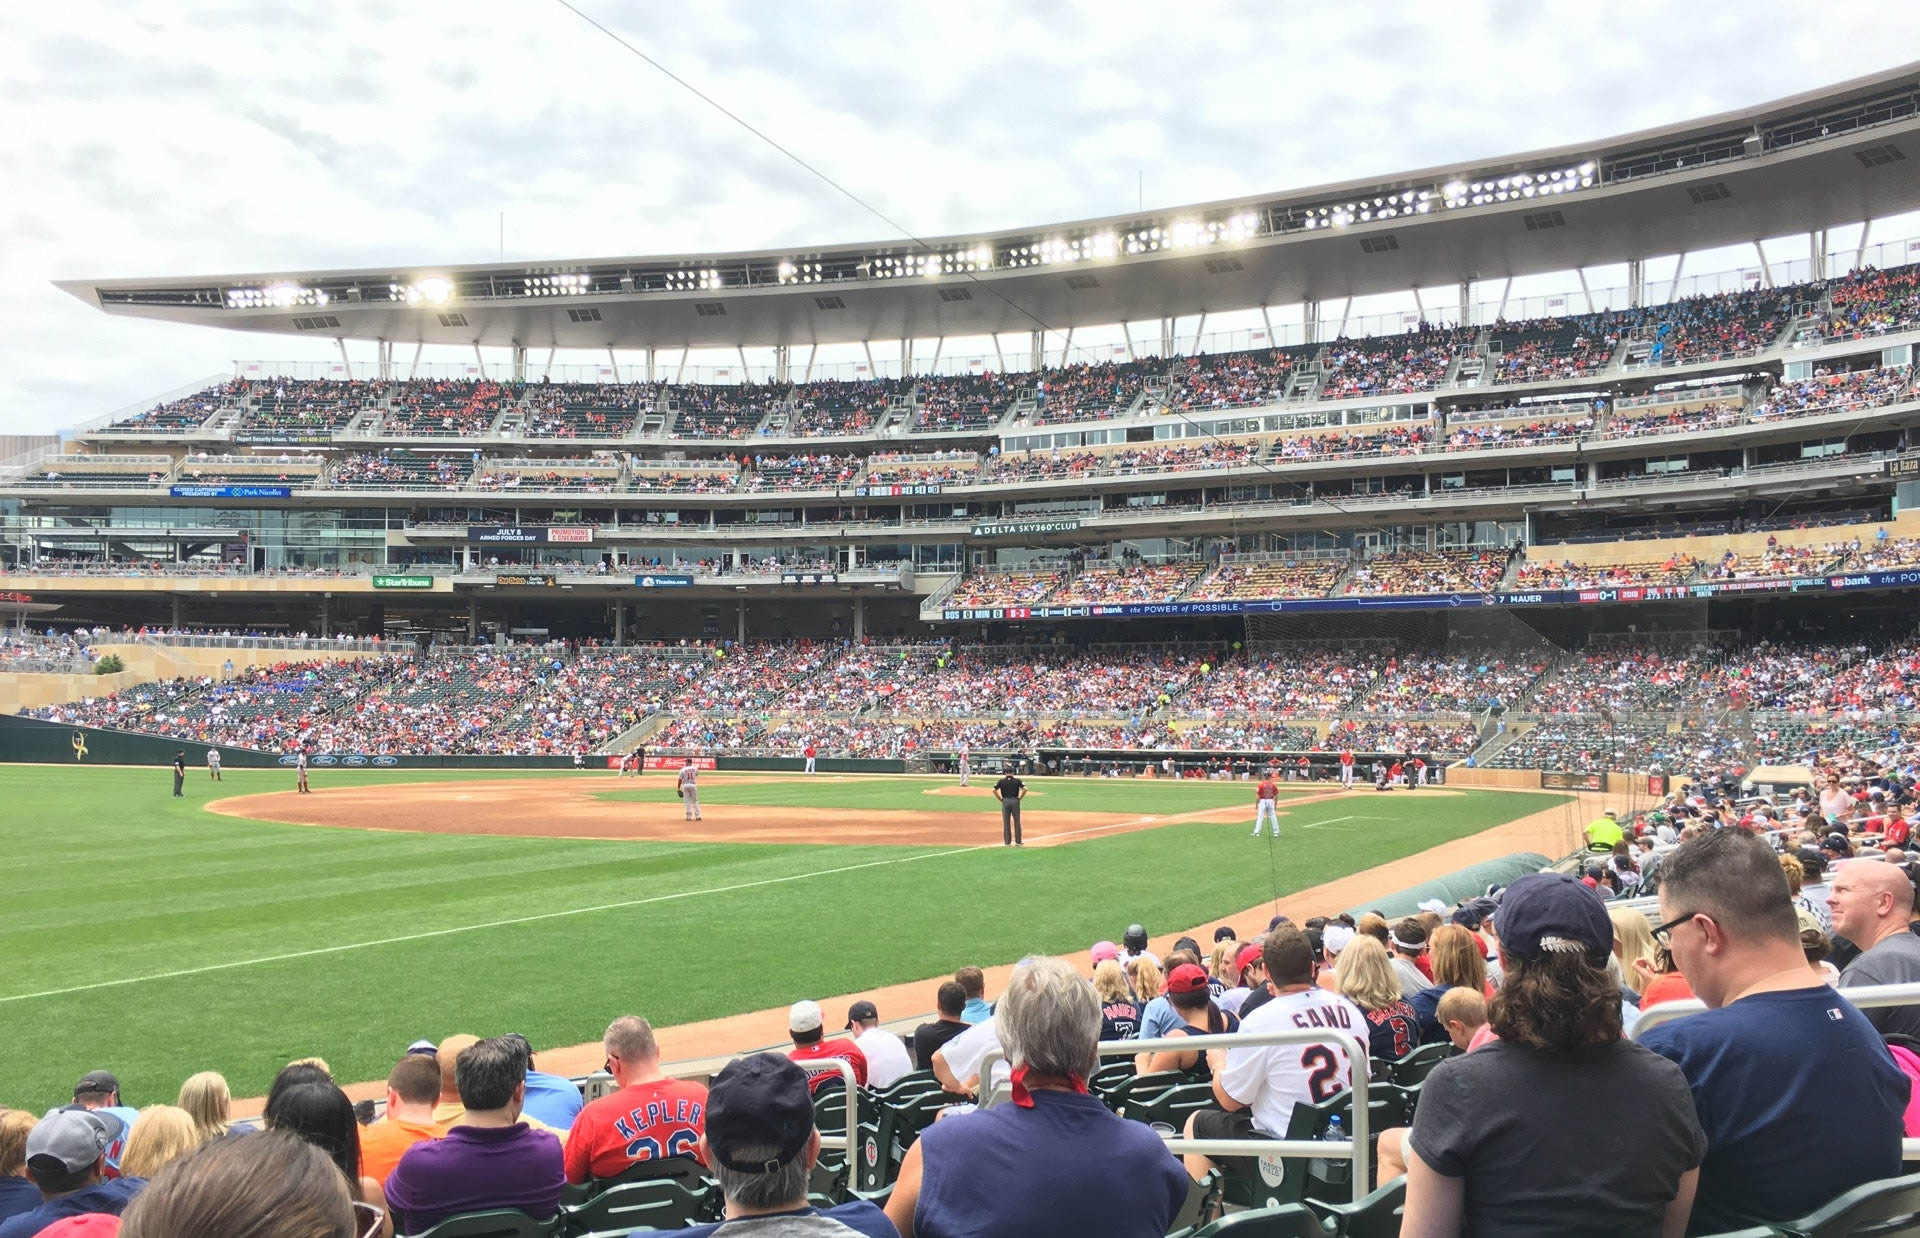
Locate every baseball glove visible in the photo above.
<box><xmin>676</xmin><ymin>788</ymin><xmax>684</xmax><ymax>799</ymax></box>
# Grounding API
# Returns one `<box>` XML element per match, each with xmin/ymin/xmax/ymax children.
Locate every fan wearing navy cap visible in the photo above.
<box><xmin>678</xmin><ymin>1053</ymin><xmax>894</xmax><ymax>1238</ymax></box>
<box><xmin>0</xmin><ymin>1110</ymin><xmax>144</xmax><ymax>1238</ymax></box>
<box><xmin>1400</xmin><ymin>872</ymin><xmax>1705</xmax><ymax>1238</ymax></box>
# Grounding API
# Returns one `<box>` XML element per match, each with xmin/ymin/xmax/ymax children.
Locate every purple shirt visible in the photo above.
<box><xmin>385</xmin><ymin>1123</ymin><xmax>563</xmax><ymax>1235</ymax></box>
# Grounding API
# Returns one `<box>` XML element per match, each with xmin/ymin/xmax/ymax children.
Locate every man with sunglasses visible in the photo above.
<box><xmin>1635</xmin><ymin>830</ymin><xmax>1906</xmax><ymax>1235</ymax></box>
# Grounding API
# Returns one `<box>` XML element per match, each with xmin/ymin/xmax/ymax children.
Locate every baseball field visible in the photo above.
<box><xmin>0</xmin><ymin>764</ymin><xmax>1569</xmax><ymax>1104</ymax></box>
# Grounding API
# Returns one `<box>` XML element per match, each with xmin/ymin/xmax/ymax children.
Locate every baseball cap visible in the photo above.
<box><xmin>405</xmin><ymin>1040</ymin><xmax>438</xmax><ymax>1056</ymax></box>
<box><xmin>1233</xmin><ymin>942</ymin><xmax>1264</xmax><ymax>977</ymax></box>
<box><xmin>1090</xmin><ymin>940</ymin><xmax>1120</xmax><ymax>965</ymax></box>
<box><xmin>1173</xmin><ymin>936</ymin><xmax>1203</xmax><ymax>959</ymax></box>
<box><xmin>27</xmin><ymin>1108</ymin><xmax>122</xmax><ymax>1176</ymax></box>
<box><xmin>1496</xmin><ymin>872</ymin><xmax>1612</xmax><ymax>966</ymax></box>
<box><xmin>1416</xmin><ymin>898</ymin><xmax>1449</xmax><ymax>916</ymax></box>
<box><xmin>1166</xmin><ymin>963</ymin><xmax>1210</xmax><ymax>996</ymax></box>
<box><xmin>72</xmin><ymin>1071</ymin><xmax>119</xmax><ymax>1100</ymax></box>
<box><xmin>1321</xmin><ymin>924</ymin><xmax>1356</xmax><ymax>956</ymax></box>
<box><xmin>788</xmin><ymin>1000</ymin><xmax>824</xmax><ymax>1035</ymax></box>
<box><xmin>704</xmin><ymin>1053</ymin><xmax>815</xmax><ymax>1174</ymax></box>
<box><xmin>1213</xmin><ymin>926</ymin><xmax>1238</xmax><ymax>942</ymax></box>
<box><xmin>36</xmin><ymin>1218</ymin><xmax>123</xmax><ymax>1238</ymax></box>
<box><xmin>845</xmin><ymin>1000</ymin><xmax>878</xmax><ymax>1029</ymax></box>
<box><xmin>1824</xmin><ymin>832</ymin><xmax>1855</xmax><ymax>857</ymax></box>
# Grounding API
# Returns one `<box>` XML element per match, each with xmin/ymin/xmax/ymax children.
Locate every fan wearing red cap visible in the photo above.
<box><xmin>1398</xmin><ymin>872</ymin><xmax>1707</xmax><ymax>1238</ymax></box>
<box><xmin>1217</xmin><ymin>943</ymin><xmax>1267</xmax><ymax>1017</ymax></box>
<box><xmin>1135</xmin><ymin>964</ymin><xmax>1240</xmax><ymax>1077</ymax></box>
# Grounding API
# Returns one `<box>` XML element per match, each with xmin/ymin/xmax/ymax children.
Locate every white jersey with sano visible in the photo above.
<box><xmin>1218</xmin><ymin>988</ymin><xmax>1366</xmax><ymax>1137</ymax></box>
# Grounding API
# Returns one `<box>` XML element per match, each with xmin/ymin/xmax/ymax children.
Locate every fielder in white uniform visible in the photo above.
<box><xmin>206</xmin><ymin>748</ymin><xmax>222</xmax><ymax>781</ymax></box>
<box><xmin>678</xmin><ymin>760</ymin><xmax>701</xmax><ymax>821</ymax></box>
<box><xmin>958</xmin><ymin>741</ymin><xmax>970</xmax><ymax>787</ymax></box>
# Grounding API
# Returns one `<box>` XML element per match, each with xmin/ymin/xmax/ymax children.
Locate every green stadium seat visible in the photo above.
<box><xmin>560</xmin><ymin>1178</ymin><xmax>714</xmax><ymax>1237</ymax></box>
<box><xmin>1388</xmin><ymin>1042</ymin><xmax>1455</xmax><ymax>1087</ymax></box>
<box><xmin>1307</xmin><ymin>1174</ymin><xmax>1405</xmax><ymax>1238</ymax></box>
<box><xmin>872</xmin><ymin>1069</ymin><xmax>941</xmax><ymax>1102</ymax></box>
<box><xmin>1125</xmin><ymin>1081</ymin><xmax>1223</xmax><ymax>1132</ymax></box>
<box><xmin>1168</xmin><ymin>1172</ymin><xmax>1223</xmax><ymax>1236</ymax></box>
<box><xmin>1190</xmin><ymin>1202</ymin><xmax>1324</xmax><ymax>1237</ymax></box>
<box><xmin>409</xmin><ymin>1209</ymin><xmax>556</xmax><ymax>1238</ymax></box>
<box><xmin>1693</xmin><ymin>1230</ymin><xmax>1780</xmax><ymax>1238</ymax></box>
<box><xmin>589</xmin><ymin>1154</ymin><xmax>709</xmax><ymax>1199</ymax></box>
<box><xmin>1774</xmin><ymin>1170</ymin><xmax>1920</xmax><ymax>1237</ymax></box>
<box><xmin>1091</xmin><ymin>1059</ymin><xmax>1138</xmax><ymax>1096</ymax></box>
<box><xmin>1117</xmin><ymin>1070</ymin><xmax>1206</xmax><ymax>1120</ymax></box>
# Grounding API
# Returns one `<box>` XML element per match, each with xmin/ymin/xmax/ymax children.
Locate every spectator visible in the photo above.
<box><xmin>1610</xmin><ymin>906</ymin><xmax>1659</xmax><ymax>1002</ymax></box>
<box><xmin>421</xmin><ymin>1036</ymin><xmax>563</xmax><ymax>1134</ymax></box>
<box><xmin>357</xmin><ymin>1055</ymin><xmax>445</xmax><ymax>1187</ymax></box>
<box><xmin>116</xmin><ymin>1131</ymin><xmax>358</xmax><ymax>1238</ymax></box>
<box><xmin>1636</xmin><ymin>829</ymin><xmax>1908</xmax><ymax>1234</ymax></box>
<box><xmin>1125</xmin><ymin>957</ymin><xmax>1163</xmax><ymax>1015</ymax></box>
<box><xmin>500</xmin><ymin>1035</ymin><xmax>582</xmax><ymax>1132</ymax></box>
<box><xmin>385</xmin><ymin>1037</ymin><xmax>563</xmax><ymax>1235</ymax></box>
<box><xmin>1336</xmin><ymin>936</ymin><xmax>1420</xmax><ymax>1061</ymax></box>
<box><xmin>174</xmin><ymin>1074</ymin><xmax>240</xmax><ymax>1144</ymax></box>
<box><xmin>912</xmin><ymin>983</ymin><xmax>972</xmax><ymax>1070</ymax></box>
<box><xmin>1180</xmin><ymin>925</ymin><xmax>1366</xmax><ymax>1181</ymax></box>
<box><xmin>1388</xmin><ymin>919</ymin><xmax>1430</xmax><ymax>1000</ymax></box>
<box><xmin>1216</xmin><ymin>941</ymin><xmax>1267</xmax><ymax>1016</ymax></box>
<box><xmin>117</xmin><ymin>1109</ymin><xmax>197</xmax><ymax>1182</ymax></box>
<box><xmin>1092</xmin><ymin>961</ymin><xmax>1141</xmax><ymax>1040</ymax></box>
<box><xmin>0</xmin><ymin>1111</ymin><xmax>43</xmax><ymax>1227</ymax></box>
<box><xmin>1434</xmin><ymin>987</ymin><xmax>1488</xmax><ymax>1051</ymax></box>
<box><xmin>785</xmin><ymin>1001</ymin><xmax>868</xmax><ymax>1095</ymax></box>
<box><xmin>930</xmin><ymin>1011</ymin><xmax>1009</xmax><ymax>1098</ymax></box>
<box><xmin>846</xmin><ymin>1002</ymin><xmax>914</xmax><ymax>1090</ymax></box>
<box><xmin>263</xmin><ymin>1080</ymin><xmax>388</xmax><ymax>1238</ymax></box>
<box><xmin>1120</xmin><ymin>925</ymin><xmax>1158</xmax><ymax>970</ymax></box>
<box><xmin>1400</xmin><ymin>872</ymin><xmax>1705</xmax><ymax>1237</ymax></box>
<box><xmin>678</xmin><ymin>1054</ymin><xmax>894</xmax><ymax>1238</ymax></box>
<box><xmin>955</xmin><ymin>969</ymin><xmax>991</xmax><ymax>1024</ymax></box>
<box><xmin>67</xmin><ymin>1076</ymin><xmax>136</xmax><ymax>1179</ymax></box>
<box><xmin>1135</xmin><ymin>963</ymin><xmax>1237</xmax><ymax>1075</ymax></box>
<box><xmin>566</xmin><ymin>1015</ymin><xmax>708</xmax><ymax>1184</ymax></box>
<box><xmin>1829</xmin><ymin>860</ymin><xmax>1920</xmax><ymax>1038</ymax></box>
<box><xmin>1409</xmin><ymin>925</ymin><xmax>1490</xmax><ymax>1041</ymax></box>
<box><xmin>0</xmin><ymin>1111</ymin><xmax>143</xmax><ymax>1238</ymax></box>
<box><xmin>886</xmin><ymin>957</ymin><xmax>1189</xmax><ymax>1238</ymax></box>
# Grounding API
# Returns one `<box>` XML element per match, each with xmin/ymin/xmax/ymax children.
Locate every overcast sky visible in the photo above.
<box><xmin>3</xmin><ymin>1</ymin><xmax>1918</xmax><ymax>436</ymax></box>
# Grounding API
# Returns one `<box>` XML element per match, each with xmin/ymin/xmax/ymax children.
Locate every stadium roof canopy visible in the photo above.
<box><xmin>57</xmin><ymin>62</ymin><xmax>1920</xmax><ymax>354</ymax></box>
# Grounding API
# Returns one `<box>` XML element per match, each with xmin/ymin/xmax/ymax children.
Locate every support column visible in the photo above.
<box><xmin>472</xmin><ymin>343</ymin><xmax>487</xmax><ymax>378</ymax></box>
<box><xmin>737</xmin><ymin>598</ymin><xmax>747</xmax><ymax>643</ymax></box>
<box><xmin>613</xmin><ymin>599</ymin><xmax>625</xmax><ymax>644</ymax></box>
<box><xmin>1575</xmin><ymin>269</ymin><xmax>1594</xmax><ymax>314</ymax></box>
<box><xmin>1627</xmin><ymin>259</ymin><xmax>1645</xmax><ymax>309</ymax></box>
<box><xmin>1302</xmin><ymin>301</ymin><xmax>1320</xmax><ymax>345</ymax></box>
<box><xmin>1258</xmin><ymin>306</ymin><xmax>1275</xmax><ymax>347</ymax></box>
<box><xmin>900</xmin><ymin>338</ymin><xmax>912</xmax><ymax>378</ymax></box>
<box><xmin>1810</xmin><ymin>229</ymin><xmax>1829</xmax><ymax>280</ymax></box>
<box><xmin>377</xmin><ymin>340</ymin><xmax>393</xmax><ymax>380</ymax></box>
<box><xmin>1122</xmin><ymin>319</ymin><xmax>1137</xmax><ymax>359</ymax></box>
<box><xmin>320</xmin><ymin>596</ymin><xmax>332</xmax><ymax>639</ymax></box>
<box><xmin>1189</xmin><ymin>315</ymin><xmax>1204</xmax><ymax>355</ymax></box>
<box><xmin>543</xmin><ymin>346</ymin><xmax>556</xmax><ymax>380</ymax></box>
<box><xmin>1458</xmin><ymin>279</ymin><xmax>1473</xmax><ymax>327</ymax></box>
<box><xmin>1029</xmin><ymin>329</ymin><xmax>1044</xmax><ymax>371</ymax></box>
<box><xmin>409</xmin><ymin>341</ymin><xmax>424</xmax><ymax>379</ymax></box>
<box><xmin>171</xmin><ymin>596</ymin><xmax>183</xmax><ymax>627</ymax></box>
<box><xmin>853</xmin><ymin>595</ymin><xmax>866</xmax><ymax>642</ymax></box>
<box><xmin>773</xmin><ymin>343</ymin><xmax>790</xmax><ymax>383</ymax></box>
<box><xmin>1411</xmin><ymin>287</ymin><xmax>1427</xmax><ymax>324</ymax></box>
<box><xmin>804</xmin><ymin>343</ymin><xmax>818</xmax><ymax>381</ymax></box>
<box><xmin>468</xmin><ymin>597</ymin><xmax>478</xmax><ymax>640</ymax></box>
<box><xmin>1059</xmin><ymin>326</ymin><xmax>1073</xmax><ymax>367</ymax></box>
<box><xmin>1754</xmin><ymin>240</ymin><xmax>1774</xmax><ymax>289</ymax></box>
<box><xmin>334</xmin><ymin>337</ymin><xmax>354</xmax><ymax>378</ymax></box>
<box><xmin>512</xmin><ymin>344</ymin><xmax>528</xmax><ymax>381</ymax></box>
<box><xmin>644</xmin><ymin>347</ymin><xmax>656</xmax><ymax>383</ymax></box>
<box><xmin>1159</xmin><ymin>317</ymin><xmax>1175</xmax><ymax>356</ymax></box>
<box><xmin>1855</xmin><ymin>218</ymin><xmax>1875</xmax><ymax>272</ymax></box>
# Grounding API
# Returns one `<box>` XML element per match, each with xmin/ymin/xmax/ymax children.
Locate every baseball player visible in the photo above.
<box><xmin>1413</xmin><ymin>756</ymin><xmax>1428</xmax><ymax>787</ymax></box>
<box><xmin>678</xmin><ymin>757</ymin><xmax>702</xmax><ymax>821</ymax></box>
<box><xmin>206</xmin><ymin>748</ymin><xmax>222</xmax><ymax>781</ymax></box>
<box><xmin>296</xmin><ymin>751</ymin><xmax>310</xmax><ymax>794</ymax></box>
<box><xmin>1251</xmin><ymin>771</ymin><xmax>1280</xmax><ymax>838</ymax></box>
<box><xmin>1339</xmin><ymin>748</ymin><xmax>1355</xmax><ymax>788</ymax></box>
<box><xmin>957</xmin><ymin>739</ymin><xmax>970</xmax><ymax>787</ymax></box>
<box><xmin>804</xmin><ymin>743</ymin><xmax>817</xmax><ymax>775</ymax></box>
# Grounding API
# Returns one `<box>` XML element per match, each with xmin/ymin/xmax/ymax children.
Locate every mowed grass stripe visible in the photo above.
<box><xmin>594</xmin><ymin>775</ymin><xmax>1323</xmax><ymax>814</ymax></box>
<box><xmin>0</xmin><ymin>765</ymin><xmax>1557</xmax><ymax>1105</ymax></box>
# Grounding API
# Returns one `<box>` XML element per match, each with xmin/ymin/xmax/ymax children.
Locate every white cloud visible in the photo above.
<box><xmin>2</xmin><ymin>0</ymin><xmax>1917</xmax><ymax>433</ymax></box>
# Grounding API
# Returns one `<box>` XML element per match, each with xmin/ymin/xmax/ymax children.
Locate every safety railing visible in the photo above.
<box><xmin>136</xmin><ymin>633</ymin><xmax>392</xmax><ymax>653</ymax></box>
<box><xmin>976</xmin><ymin>1027</ymin><xmax>1372</xmax><ymax>1204</ymax></box>
<box><xmin>1631</xmin><ymin>979</ymin><xmax>1920</xmax><ymax>1160</ymax></box>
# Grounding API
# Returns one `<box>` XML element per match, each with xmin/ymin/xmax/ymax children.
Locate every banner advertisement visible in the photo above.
<box><xmin>495</xmin><ymin>573</ymin><xmax>557</xmax><ymax>587</ymax></box>
<box><xmin>371</xmin><ymin>575</ymin><xmax>435</xmax><ymax>589</ymax></box>
<box><xmin>781</xmin><ymin>572</ymin><xmax>839</xmax><ymax>585</ymax></box>
<box><xmin>636</xmin><ymin>574</ymin><xmax>695</xmax><ymax>588</ymax></box>
<box><xmin>970</xmin><ymin>518</ymin><xmax>1083</xmax><ymax>538</ymax></box>
<box><xmin>855</xmin><ymin>484</ymin><xmax>944</xmax><ymax>497</ymax></box>
<box><xmin>468</xmin><ymin>526</ymin><xmax>545</xmax><ymax>544</ymax></box>
<box><xmin>233</xmin><ymin>432</ymin><xmax>332</xmax><ymax>447</ymax></box>
<box><xmin>1541</xmin><ymin>771</ymin><xmax>1605</xmax><ymax>792</ymax></box>
<box><xmin>170</xmin><ymin>485</ymin><xmax>293</xmax><ymax>499</ymax></box>
<box><xmin>645</xmin><ymin>755</ymin><xmax>714</xmax><ymax>770</ymax></box>
<box><xmin>546</xmin><ymin>526</ymin><xmax>596</xmax><ymax>543</ymax></box>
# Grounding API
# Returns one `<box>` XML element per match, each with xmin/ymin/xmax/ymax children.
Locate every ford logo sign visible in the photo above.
<box><xmin>314</xmin><ymin>754</ymin><xmax>339</xmax><ymax>766</ymax></box>
<box><xmin>277</xmin><ymin>755</ymin><xmax>300</xmax><ymax>766</ymax></box>
<box><xmin>343</xmin><ymin>754</ymin><xmax>368</xmax><ymax>766</ymax></box>
<box><xmin>373</xmin><ymin>755</ymin><xmax>399</xmax><ymax>767</ymax></box>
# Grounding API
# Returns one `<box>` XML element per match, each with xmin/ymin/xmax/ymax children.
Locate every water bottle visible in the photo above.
<box><xmin>1310</xmin><ymin>1114</ymin><xmax>1352</xmax><ymax>1188</ymax></box>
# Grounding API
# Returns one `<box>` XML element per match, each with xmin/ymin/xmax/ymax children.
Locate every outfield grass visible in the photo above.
<box><xmin>594</xmin><ymin>775</ymin><xmax>1325</xmax><ymax>814</ymax></box>
<box><xmin>0</xmin><ymin>765</ymin><xmax>1561</xmax><ymax>1106</ymax></box>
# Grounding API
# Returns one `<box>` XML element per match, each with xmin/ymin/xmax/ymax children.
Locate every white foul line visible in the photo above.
<box><xmin>0</xmin><ymin>806</ymin><xmax>1195</xmax><ymax>1005</ymax></box>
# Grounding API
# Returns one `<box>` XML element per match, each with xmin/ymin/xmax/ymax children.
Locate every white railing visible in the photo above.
<box><xmin>977</xmin><ymin>1027</ymin><xmax>1372</xmax><ymax>1205</ymax></box>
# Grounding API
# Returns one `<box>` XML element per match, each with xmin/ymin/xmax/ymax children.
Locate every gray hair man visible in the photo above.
<box><xmin>886</xmin><ymin>957</ymin><xmax>1188</xmax><ymax>1238</ymax></box>
<box><xmin>564</xmin><ymin>1016</ymin><xmax>709</xmax><ymax>1185</ymax></box>
<box><xmin>678</xmin><ymin>1054</ymin><xmax>893</xmax><ymax>1237</ymax></box>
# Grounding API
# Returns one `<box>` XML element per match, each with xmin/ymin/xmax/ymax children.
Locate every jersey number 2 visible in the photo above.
<box><xmin>1299</xmin><ymin>1046</ymin><xmax>1342</xmax><ymax>1102</ymax></box>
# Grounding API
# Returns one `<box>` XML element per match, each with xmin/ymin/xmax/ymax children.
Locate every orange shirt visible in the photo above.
<box><xmin>1639</xmin><ymin>972</ymin><xmax>1696</xmax><ymax>1008</ymax></box>
<box><xmin>359</xmin><ymin>1115</ymin><xmax>445</xmax><ymax>1185</ymax></box>
<box><xmin>563</xmin><ymin>1078</ymin><xmax>709</xmax><ymax>1184</ymax></box>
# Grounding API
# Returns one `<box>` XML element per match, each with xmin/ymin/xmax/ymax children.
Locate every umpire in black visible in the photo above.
<box><xmin>994</xmin><ymin>768</ymin><xmax>1026</xmax><ymax>846</ymax></box>
<box><xmin>171</xmin><ymin>750</ymin><xmax>186</xmax><ymax>797</ymax></box>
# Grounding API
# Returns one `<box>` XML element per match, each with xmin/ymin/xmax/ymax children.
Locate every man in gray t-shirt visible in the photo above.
<box><xmin>1830</xmin><ymin>861</ymin><xmax>1920</xmax><ymax>1038</ymax></box>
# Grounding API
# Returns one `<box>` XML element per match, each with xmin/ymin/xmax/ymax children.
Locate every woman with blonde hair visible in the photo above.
<box><xmin>1610</xmin><ymin>905</ymin><xmax>1659</xmax><ymax>998</ymax></box>
<box><xmin>178</xmin><ymin>1071</ymin><xmax>239</xmax><ymax>1143</ymax></box>
<box><xmin>1092</xmin><ymin>959</ymin><xmax>1141</xmax><ymax>1040</ymax></box>
<box><xmin>1207</xmin><ymin>940</ymin><xmax>1239</xmax><ymax>990</ymax></box>
<box><xmin>1335</xmin><ymin>936</ymin><xmax>1420</xmax><ymax>1061</ymax></box>
<box><xmin>1</xmin><ymin>1108</ymin><xmax>38</xmax><ymax>1223</ymax></box>
<box><xmin>121</xmin><ymin>1106</ymin><xmax>202</xmax><ymax>1180</ymax></box>
<box><xmin>1125</xmin><ymin>954</ymin><xmax>1162</xmax><ymax>1005</ymax></box>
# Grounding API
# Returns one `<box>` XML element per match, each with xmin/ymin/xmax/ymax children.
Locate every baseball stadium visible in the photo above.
<box><xmin>7</xmin><ymin>51</ymin><xmax>1920</xmax><ymax>1238</ymax></box>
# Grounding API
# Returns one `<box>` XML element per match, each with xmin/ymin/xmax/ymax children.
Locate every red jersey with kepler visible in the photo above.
<box><xmin>563</xmin><ymin>1078</ymin><xmax>709</xmax><ymax>1182</ymax></box>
